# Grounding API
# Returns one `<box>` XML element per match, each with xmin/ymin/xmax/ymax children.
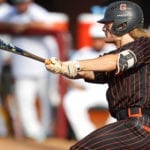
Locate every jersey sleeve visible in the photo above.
<box><xmin>116</xmin><ymin>37</ymin><xmax>150</xmax><ymax>74</ymax></box>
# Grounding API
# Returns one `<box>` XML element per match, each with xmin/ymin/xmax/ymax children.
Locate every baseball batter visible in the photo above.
<box><xmin>45</xmin><ymin>1</ymin><xmax>150</xmax><ymax>149</ymax></box>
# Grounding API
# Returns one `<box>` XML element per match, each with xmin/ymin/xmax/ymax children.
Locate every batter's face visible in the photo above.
<box><xmin>103</xmin><ymin>22</ymin><xmax>119</xmax><ymax>43</ymax></box>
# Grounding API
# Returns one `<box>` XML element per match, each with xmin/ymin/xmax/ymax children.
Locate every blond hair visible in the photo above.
<box><xmin>129</xmin><ymin>28</ymin><xmax>150</xmax><ymax>39</ymax></box>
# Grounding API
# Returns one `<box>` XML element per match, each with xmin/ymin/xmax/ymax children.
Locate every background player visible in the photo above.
<box><xmin>0</xmin><ymin>0</ymin><xmax>60</xmax><ymax>141</ymax></box>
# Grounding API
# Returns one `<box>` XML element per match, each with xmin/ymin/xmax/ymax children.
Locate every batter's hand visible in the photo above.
<box><xmin>45</xmin><ymin>57</ymin><xmax>80</xmax><ymax>78</ymax></box>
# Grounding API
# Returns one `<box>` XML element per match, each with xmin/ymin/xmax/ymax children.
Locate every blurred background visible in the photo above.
<box><xmin>0</xmin><ymin>0</ymin><xmax>149</xmax><ymax>150</ymax></box>
<box><xmin>25</xmin><ymin>0</ymin><xmax>149</xmax><ymax>49</ymax></box>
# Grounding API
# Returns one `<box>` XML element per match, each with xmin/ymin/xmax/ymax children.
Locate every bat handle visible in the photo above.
<box><xmin>44</xmin><ymin>59</ymin><xmax>51</xmax><ymax>65</ymax></box>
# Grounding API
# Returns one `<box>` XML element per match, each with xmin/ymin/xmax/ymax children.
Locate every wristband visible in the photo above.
<box><xmin>73</xmin><ymin>61</ymin><xmax>81</xmax><ymax>72</ymax></box>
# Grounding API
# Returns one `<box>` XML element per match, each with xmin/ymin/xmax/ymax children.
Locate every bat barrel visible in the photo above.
<box><xmin>0</xmin><ymin>39</ymin><xmax>46</xmax><ymax>63</ymax></box>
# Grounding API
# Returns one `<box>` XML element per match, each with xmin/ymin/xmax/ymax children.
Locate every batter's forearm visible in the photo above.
<box><xmin>78</xmin><ymin>54</ymin><xmax>118</xmax><ymax>72</ymax></box>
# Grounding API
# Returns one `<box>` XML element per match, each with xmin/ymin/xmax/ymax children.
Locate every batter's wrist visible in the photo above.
<box><xmin>73</xmin><ymin>61</ymin><xmax>81</xmax><ymax>72</ymax></box>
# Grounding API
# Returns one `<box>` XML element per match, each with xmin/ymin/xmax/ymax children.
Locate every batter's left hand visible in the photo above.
<box><xmin>45</xmin><ymin>57</ymin><xmax>80</xmax><ymax>78</ymax></box>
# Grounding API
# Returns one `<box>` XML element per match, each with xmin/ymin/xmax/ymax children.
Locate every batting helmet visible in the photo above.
<box><xmin>98</xmin><ymin>1</ymin><xmax>144</xmax><ymax>36</ymax></box>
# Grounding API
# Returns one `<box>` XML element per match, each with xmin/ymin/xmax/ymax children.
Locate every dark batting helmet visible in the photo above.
<box><xmin>98</xmin><ymin>1</ymin><xmax>144</xmax><ymax>36</ymax></box>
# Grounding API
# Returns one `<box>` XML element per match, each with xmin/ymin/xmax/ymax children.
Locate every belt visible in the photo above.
<box><xmin>115</xmin><ymin>107</ymin><xmax>150</xmax><ymax>120</ymax></box>
<box><xmin>115</xmin><ymin>107</ymin><xmax>150</xmax><ymax>133</ymax></box>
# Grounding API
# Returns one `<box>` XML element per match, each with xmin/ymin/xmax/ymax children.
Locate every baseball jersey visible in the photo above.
<box><xmin>85</xmin><ymin>37</ymin><xmax>150</xmax><ymax>118</ymax></box>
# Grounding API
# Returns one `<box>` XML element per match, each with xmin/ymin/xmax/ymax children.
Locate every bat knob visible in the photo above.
<box><xmin>45</xmin><ymin>59</ymin><xmax>51</xmax><ymax>65</ymax></box>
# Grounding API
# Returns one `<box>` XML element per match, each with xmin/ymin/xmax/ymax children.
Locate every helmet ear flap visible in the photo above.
<box><xmin>112</xmin><ymin>22</ymin><xmax>128</xmax><ymax>36</ymax></box>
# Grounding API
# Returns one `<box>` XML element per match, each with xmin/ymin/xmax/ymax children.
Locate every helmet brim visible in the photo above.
<box><xmin>97</xmin><ymin>18</ymin><xmax>113</xmax><ymax>23</ymax></box>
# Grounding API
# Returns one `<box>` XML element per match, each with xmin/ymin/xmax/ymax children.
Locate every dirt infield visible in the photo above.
<box><xmin>0</xmin><ymin>137</ymin><xmax>76</xmax><ymax>150</ymax></box>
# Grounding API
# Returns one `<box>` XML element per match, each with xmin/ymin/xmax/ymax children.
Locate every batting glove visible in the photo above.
<box><xmin>45</xmin><ymin>57</ymin><xmax>81</xmax><ymax>78</ymax></box>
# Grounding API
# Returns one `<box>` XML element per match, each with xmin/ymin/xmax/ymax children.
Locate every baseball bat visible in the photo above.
<box><xmin>0</xmin><ymin>39</ymin><xmax>51</xmax><ymax>64</ymax></box>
